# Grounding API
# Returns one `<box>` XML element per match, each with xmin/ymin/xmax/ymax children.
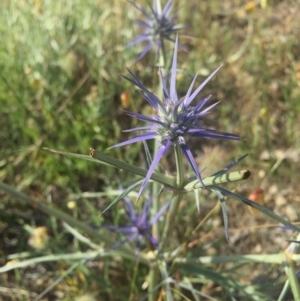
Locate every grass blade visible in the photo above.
<box><xmin>213</xmin><ymin>186</ymin><xmax>300</xmax><ymax>232</ymax></box>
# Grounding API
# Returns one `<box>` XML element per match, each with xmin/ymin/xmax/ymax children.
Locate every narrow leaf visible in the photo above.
<box><xmin>211</xmin><ymin>154</ymin><xmax>249</xmax><ymax>177</ymax></box>
<box><xmin>212</xmin><ymin>189</ymin><xmax>230</xmax><ymax>241</ymax></box>
<box><xmin>142</xmin><ymin>140</ymin><xmax>153</xmax><ymax>168</ymax></box>
<box><xmin>44</xmin><ymin>148</ymin><xmax>175</xmax><ymax>188</ymax></box>
<box><xmin>194</xmin><ymin>189</ymin><xmax>200</xmax><ymax>213</ymax></box>
<box><xmin>213</xmin><ymin>186</ymin><xmax>300</xmax><ymax>232</ymax></box>
<box><xmin>102</xmin><ymin>180</ymin><xmax>144</xmax><ymax>214</ymax></box>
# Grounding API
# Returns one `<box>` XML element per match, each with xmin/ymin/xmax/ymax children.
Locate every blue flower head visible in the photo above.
<box><xmin>127</xmin><ymin>0</ymin><xmax>186</xmax><ymax>61</ymax></box>
<box><xmin>111</xmin><ymin>37</ymin><xmax>240</xmax><ymax>199</ymax></box>
<box><xmin>104</xmin><ymin>196</ymin><xmax>170</xmax><ymax>254</ymax></box>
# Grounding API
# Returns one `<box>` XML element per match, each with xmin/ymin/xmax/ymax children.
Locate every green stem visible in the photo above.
<box><xmin>161</xmin><ymin>144</ymin><xmax>185</xmax><ymax>247</ymax></box>
<box><xmin>175</xmin><ymin>144</ymin><xmax>185</xmax><ymax>186</ymax></box>
<box><xmin>148</xmin><ymin>1</ymin><xmax>165</xmax><ymax>301</ymax></box>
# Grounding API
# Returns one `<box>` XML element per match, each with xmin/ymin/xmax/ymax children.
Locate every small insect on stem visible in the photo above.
<box><xmin>89</xmin><ymin>148</ymin><xmax>95</xmax><ymax>157</ymax></box>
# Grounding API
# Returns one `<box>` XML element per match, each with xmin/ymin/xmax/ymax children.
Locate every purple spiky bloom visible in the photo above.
<box><xmin>127</xmin><ymin>0</ymin><xmax>186</xmax><ymax>61</ymax></box>
<box><xmin>111</xmin><ymin>37</ymin><xmax>240</xmax><ymax>199</ymax></box>
<box><xmin>104</xmin><ymin>196</ymin><xmax>170</xmax><ymax>254</ymax></box>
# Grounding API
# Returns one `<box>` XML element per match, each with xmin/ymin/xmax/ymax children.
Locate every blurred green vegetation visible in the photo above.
<box><xmin>1</xmin><ymin>0</ymin><xmax>300</xmax><ymax>300</ymax></box>
<box><xmin>0</xmin><ymin>0</ymin><xmax>142</xmax><ymax>193</ymax></box>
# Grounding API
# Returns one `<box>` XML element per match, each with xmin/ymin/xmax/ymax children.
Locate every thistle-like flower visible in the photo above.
<box><xmin>127</xmin><ymin>0</ymin><xmax>186</xmax><ymax>61</ymax></box>
<box><xmin>111</xmin><ymin>37</ymin><xmax>240</xmax><ymax>199</ymax></box>
<box><xmin>104</xmin><ymin>196</ymin><xmax>170</xmax><ymax>253</ymax></box>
